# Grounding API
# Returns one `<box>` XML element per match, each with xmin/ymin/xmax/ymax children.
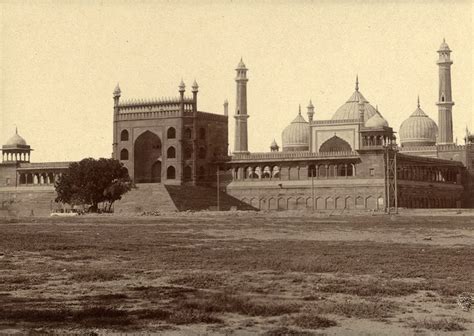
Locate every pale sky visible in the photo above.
<box><xmin>1</xmin><ymin>0</ymin><xmax>472</xmax><ymax>162</ymax></box>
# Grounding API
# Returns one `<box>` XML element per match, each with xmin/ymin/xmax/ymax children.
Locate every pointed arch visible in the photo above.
<box><xmin>319</xmin><ymin>135</ymin><xmax>352</xmax><ymax>153</ymax></box>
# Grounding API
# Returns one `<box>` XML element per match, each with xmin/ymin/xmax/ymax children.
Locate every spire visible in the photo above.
<box><xmin>417</xmin><ymin>95</ymin><xmax>420</xmax><ymax>108</ymax></box>
<box><xmin>355</xmin><ymin>75</ymin><xmax>359</xmax><ymax>91</ymax></box>
<box><xmin>298</xmin><ymin>104</ymin><xmax>301</xmax><ymax>115</ymax></box>
<box><xmin>15</xmin><ymin>126</ymin><xmax>18</xmax><ymax>134</ymax></box>
<box><xmin>192</xmin><ymin>79</ymin><xmax>199</xmax><ymax>92</ymax></box>
<box><xmin>307</xmin><ymin>99</ymin><xmax>314</xmax><ymax>108</ymax></box>
<box><xmin>113</xmin><ymin>83</ymin><xmax>121</xmax><ymax>97</ymax></box>
<box><xmin>179</xmin><ymin>79</ymin><xmax>185</xmax><ymax>92</ymax></box>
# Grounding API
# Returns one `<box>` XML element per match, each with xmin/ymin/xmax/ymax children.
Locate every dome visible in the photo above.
<box><xmin>439</xmin><ymin>39</ymin><xmax>450</xmax><ymax>52</ymax></box>
<box><xmin>282</xmin><ymin>107</ymin><xmax>309</xmax><ymax>151</ymax></box>
<box><xmin>4</xmin><ymin>129</ymin><xmax>27</xmax><ymax>147</ymax></box>
<box><xmin>399</xmin><ymin>100</ymin><xmax>438</xmax><ymax>147</ymax></box>
<box><xmin>365</xmin><ymin>108</ymin><xmax>389</xmax><ymax>128</ymax></box>
<box><xmin>331</xmin><ymin>78</ymin><xmax>378</xmax><ymax>121</ymax></box>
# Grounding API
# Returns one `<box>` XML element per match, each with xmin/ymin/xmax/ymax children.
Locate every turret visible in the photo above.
<box><xmin>307</xmin><ymin>100</ymin><xmax>314</xmax><ymax>122</ymax></box>
<box><xmin>223</xmin><ymin>99</ymin><xmax>229</xmax><ymax>116</ymax></box>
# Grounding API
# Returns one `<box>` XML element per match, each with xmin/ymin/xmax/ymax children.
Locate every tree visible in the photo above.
<box><xmin>55</xmin><ymin>158</ymin><xmax>131</xmax><ymax>212</ymax></box>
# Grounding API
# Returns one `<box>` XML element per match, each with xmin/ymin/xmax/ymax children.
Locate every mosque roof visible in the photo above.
<box><xmin>282</xmin><ymin>106</ymin><xmax>309</xmax><ymax>149</ymax></box>
<box><xmin>399</xmin><ymin>98</ymin><xmax>438</xmax><ymax>146</ymax></box>
<box><xmin>331</xmin><ymin>77</ymin><xmax>378</xmax><ymax>121</ymax></box>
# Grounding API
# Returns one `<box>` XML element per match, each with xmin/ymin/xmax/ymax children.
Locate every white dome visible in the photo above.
<box><xmin>4</xmin><ymin>129</ymin><xmax>27</xmax><ymax>147</ymax></box>
<box><xmin>365</xmin><ymin>111</ymin><xmax>389</xmax><ymax>128</ymax></box>
<box><xmin>282</xmin><ymin>110</ymin><xmax>309</xmax><ymax>151</ymax></box>
<box><xmin>399</xmin><ymin>103</ymin><xmax>438</xmax><ymax>147</ymax></box>
<box><xmin>332</xmin><ymin>88</ymin><xmax>377</xmax><ymax>121</ymax></box>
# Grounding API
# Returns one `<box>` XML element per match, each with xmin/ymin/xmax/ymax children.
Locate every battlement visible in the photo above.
<box><xmin>232</xmin><ymin>150</ymin><xmax>359</xmax><ymax>163</ymax></box>
<box><xmin>311</xmin><ymin>118</ymin><xmax>360</xmax><ymax>125</ymax></box>
<box><xmin>399</xmin><ymin>145</ymin><xmax>437</xmax><ymax>152</ymax></box>
<box><xmin>437</xmin><ymin>144</ymin><xmax>466</xmax><ymax>151</ymax></box>
<box><xmin>118</xmin><ymin>96</ymin><xmax>194</xmax><ymax>107</ymax></box>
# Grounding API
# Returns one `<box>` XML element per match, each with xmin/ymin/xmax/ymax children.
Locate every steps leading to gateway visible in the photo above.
<box><xmin>114</xmin><ymin>183</ymin><xmax>177</xmax><ymax>213</ymax></box>
<box><xmin>165</xmin><ymin>185</ymin><xmax>256</xmax><ymax>211</ymax></box>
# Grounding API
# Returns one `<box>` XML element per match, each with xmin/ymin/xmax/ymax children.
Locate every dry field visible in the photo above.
<box><xmin>0</xmin><ymin>212</ymin><xmax>473</xmax><ymax>335</ymax></box>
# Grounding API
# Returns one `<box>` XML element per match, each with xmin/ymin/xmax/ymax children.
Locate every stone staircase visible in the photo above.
<box><xmin>0</xmin><ymin>187</ymin><xmax>57</xmax><ymax>216</ymax></box>
<box><xmin>165</xmin><ymin>185</ymin><xmax>256</xmax><ymax>211</ymax></box>
<box><xmin>113</xmin><ymin>183</ymin><xmax>177</xmax><ymax>213</ymax></box>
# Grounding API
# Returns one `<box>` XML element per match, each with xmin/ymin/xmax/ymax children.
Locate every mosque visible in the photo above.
<box><xmin>0</xmin><ymin>39</ymin><xmax>473</xmax><ymax>214</ymax></box>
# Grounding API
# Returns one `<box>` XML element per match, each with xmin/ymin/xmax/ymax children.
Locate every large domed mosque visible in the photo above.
<box><xmin>1</xmin><ymin>39</ymin><xmax>473</xmax><ymax>215</ymax></box>
<box><xmin>227</xmin><ymin>40</ymin><xmax>474</xmax><ymax>210</ymax></box>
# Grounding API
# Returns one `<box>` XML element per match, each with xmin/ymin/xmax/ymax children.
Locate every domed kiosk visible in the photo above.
<box><xmin>1</xmin><ymin>128</ymin><xmax>32</xmax><ymax>163</ymax></box>
<box><xmin>399</xmin><ymin>98</ymin><xmax>438</xmax><ymax>147</ymax></box>
<box><xmin>281</xmin><ymin>106</ymin><xmax>309</xmax><ymax>151</ymax></box>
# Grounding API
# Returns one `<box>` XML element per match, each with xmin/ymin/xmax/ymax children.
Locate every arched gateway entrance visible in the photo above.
<box><xmin>134</xmin><ymin>131</ymin><xmax>162</xmax><ymax>183</ymax></box>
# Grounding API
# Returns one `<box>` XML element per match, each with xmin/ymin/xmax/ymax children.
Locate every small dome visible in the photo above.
<box><xmin>365</xmin><ymin>108</ymin><xmax>389</xmax><ymax>128</ymax></box>
<box><xmin>237</xmin><ymin>58</ymin><xmax>247</xmax><ymax>69</ymax></box>
<box><xmin>113</xmin><ymin>83</ymin><xmax>121</xmax><ymax>97</ymax></box>
<box><xmin>399</xmin><ymin>100</ymin><xmax>438</xmax><ymax>147</ymax></box>
<box><xmin>282</xmin><ymin>107</ymin><xmax>309</xmax><ymax>151</ymax></box>
<box><xmin>5</xmin><ymin>129</ymin><xmax>27</xmax><ymax>147</ymax></box>
<box><xmin>331</xmin><ymin>78</ymin><xmax>377</xmax><ymax>121</ymax></box>
<box><xmin>439</xmin><ymin>39</ymin><xmax>450</xmax><ymax>52</ymax></box>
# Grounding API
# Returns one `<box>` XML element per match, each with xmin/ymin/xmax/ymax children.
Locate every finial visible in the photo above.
<box><xmin>355</xmin><ymin>75</ymin><xmax>359</xmax><ymax>91</ymax></box>
<box><xmin>376</xmin><ymin>104</ymin><xmax>378</xmax><ymax>112</ymax></box>
<box><xmin>192</xmin><ymin>79</ymin><xmax>199</xmax><ymax>92</ymax></box>
<box><xmin>298</xmin><ymin>104</ymin><xmax>301</xmax><ymax>115</ymax></box>
<box><xmin>308</xmin><ymin>99</ymin><xmax>314</xmax><ymax>108</ymax></box>
<box><xmin>15</xmin><ymin>126</ymin><xmax>18</xmax><ymax>134</ymax></box>
<box><xmin>417</xmin><ymin>95</ymin><xmax>420</xmax><ymax>108</ymax></box>
<box><xmin>443</xmin><ymin>38</ymin><xmax>446</xmax><ymax>43</ymax></box>
<box><xmin>179</xmin><ymin>78</ymin><xmax>185</xmax><ymax>89</ymax></box>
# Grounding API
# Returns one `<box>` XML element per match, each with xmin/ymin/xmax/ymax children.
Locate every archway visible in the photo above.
<box><xmin>319</xmin><ymin>136</ymin><xmax>352</xmax><ymax>152</ymax></box>
<box><xmin>134</xmin><ymin>131</ymin><xmax>162</xmax><ymax>183</ymax></box>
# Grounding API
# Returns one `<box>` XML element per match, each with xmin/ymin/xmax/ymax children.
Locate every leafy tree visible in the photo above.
<box><xmin>55</xmin><ymin>158</ymin><xmax>131</xmax><ymax>212</ymax></box>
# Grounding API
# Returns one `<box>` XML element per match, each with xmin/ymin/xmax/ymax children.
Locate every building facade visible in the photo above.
<box><xmin>226</xmin><ymin>40</ymin><xmax>473</xmax><ymax>210</ymax></box>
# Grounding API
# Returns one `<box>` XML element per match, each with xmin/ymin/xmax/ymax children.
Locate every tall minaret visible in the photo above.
<box><xmin>234</xmin><ymin>58</ymin><xmax>249</xmax><ymax>153</ymax></box>
<box><xmin>112</xmin><ymin>83</ymin><xmax>121</xmax><ymax>159</ymax></box>
<box><xmin>436</xmin><ymin>39</ymin><xmax>455</xmax><ymax>144</ymax></box>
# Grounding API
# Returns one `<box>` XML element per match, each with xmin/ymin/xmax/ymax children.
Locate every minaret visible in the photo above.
<box><xmin>436</xmin><ymin>39</ymin><xmax>455</xmax><ymax>144</ymax></box>
<box><xmin>223</xmin><ymin>99</ymin><xmax>229</xmax><ymax>116</ymax></box>
<box><xmin>112</xmin><ymin>83</ymin><xmax>121</xmax><ymax>159</ymax></box>
<box><xmin>234</xmin><ymin>58</ymin><xmax>249</xmax><ymax>153</ymax></box>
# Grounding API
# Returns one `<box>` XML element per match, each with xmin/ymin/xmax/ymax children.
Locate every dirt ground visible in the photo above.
<box><xmin>0</xmin><ymin>211</ymin><xmax>473</xmax><ymax>335</ymax></box>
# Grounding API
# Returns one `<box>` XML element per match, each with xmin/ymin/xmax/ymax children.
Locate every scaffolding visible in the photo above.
<box><xmin>385</xmin><ymin>144</ymin><xmax>398</xmax><ymax>214</ymax></box>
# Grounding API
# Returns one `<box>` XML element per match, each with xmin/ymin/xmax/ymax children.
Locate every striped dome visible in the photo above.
<box><xmin>399</xmin><ymin>103</ymin><xmax>438</xmax><ymax>147</ymax></box>
<box><xmin>282</xmin><ymin>108</ymin><xmax>309</xmax><ymax>151</ymax></box>
<box><xmin>365</xmin><ymin>109</ymin><xmax>389</xmax><ymax>128</ymax></box>
<box><xmin>332</xmin><ymin>89</ymin><xmax>377</xmax><ymax>121</ymax></box>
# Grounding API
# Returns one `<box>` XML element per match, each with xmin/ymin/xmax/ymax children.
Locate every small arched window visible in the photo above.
<box><xmin>185</xmin><ymin>147</ymin><xmax>193</xmax><ymax>159</ymax></box>
<box><xmin>167</xmin><ymin>127</ymin><xmax>176</xmax><ymax>139</ymax></box>
<box><xmin>184</xmin><ymin>165</ymin><xmax>192</xmax><ymax>180</ymax></box>
<box><xmin>199</xmin><ymin>128</ymin><xmax>206</xmax><ymax>140</ymax></box>
<box><xmin>120</xmin><ymin>149</ymin><xmax>129</xmax><ymax>160</ymax></box>
<box><xmin>167</xmin><ymin>166</ymin><xmax>176</xmax><ymax>179</ymax></box>
<box><xmin>167</xmin><ymin>146</ymin><xmax>176</xmax><ymax>159</ymax></box>
<box><xmin>120</xmin><ymin>130</ymin><xmax>129</xmax><ymax>141</ymax></box>
<box><xmin>198</xmin><ymin>147</ymin><xmax>206</xmax><ymax>159</ymax></box>
<box><xmin>184</xmin><ymin>128</ymin><xmax>192</xmax><ymax>139</ymax></box>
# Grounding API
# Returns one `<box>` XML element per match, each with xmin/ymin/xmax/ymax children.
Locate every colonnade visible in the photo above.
<box><xmin>398</xmin><ymin>166</ymin><xmax>458</xmax><ymax>183</ymax></box>
<box><xmin>17</xmin><ymin>172</ymin><xmax>62</xmax><ymax>186</ymax></box>
<box><xmin>2</xmin><ymin>152</ymin><xmax>30</xmax><ymax>162</ymax></box>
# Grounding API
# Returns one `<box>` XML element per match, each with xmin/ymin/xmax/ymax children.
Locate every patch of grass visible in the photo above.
<box><xmin>263</xmin><ymin>326</ymin><xmax>316</xmax><ymax>336</ymax></box>
<box><xmin>70</xmin><ymin>269</ymin><xmax>123</xmax><ymax>282</ymax></box>
<box><xmin>167</xmin><ymin>308</ymin><xmax>222</xmax><ymax>325</ymax></box>
<box><xmin>312</xmin><ymin>300</ymin><xmax>399</xmax><ymax>319</ymax></box>
<box><xmin>318</xmin><ymin>279</ymin><xmax>422</xmax><ymax>297</ymax></box>
<box><xmin>133</xmin><ymin>308</ymin><xmax>171</xmax><ymax>320</ymax></box>
<box><xmin>169</xmin><ymin>273</ymin><xmax>226</xmax><ymax>289</ymax></box>
<box><xmin>408</xmin><ymin>317</ymin><xmax>467</xmax><ymax>331</ymax></box>
<box><xmin>131</xmin><ymin>285</ymin><xmax>197</xmax><ymax>300</ymax></box>
<box><xmin>181</xmin><ymin>292</ymin><xmax>300</xmax><ymax>317</ymax></box>
<box><xmin>292</xmin><ymin>313</ymin><xmax>337</xmax><ymax>329</ymax></box>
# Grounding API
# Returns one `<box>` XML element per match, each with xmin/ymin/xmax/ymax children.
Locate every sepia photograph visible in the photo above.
<box><xmin>0</xmin><ymin>0</ymin><xmax>473</xmax><ymax>335</ymax></box>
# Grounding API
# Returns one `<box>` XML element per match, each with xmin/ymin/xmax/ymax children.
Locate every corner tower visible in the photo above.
<box><xmin>436</xmin><ymin>39</ymin><xmax>455</xmax><ymax>144</ymax></box>
<box><xmin>234</xmin><ymin>58</ymin><xmax>249</xmax><ymax>153</ymax></box>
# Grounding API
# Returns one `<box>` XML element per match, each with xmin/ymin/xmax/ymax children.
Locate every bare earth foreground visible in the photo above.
<box><xmin>0</xmin><ymin>212</ymin><xmax>473</xmax><ymax>335</ymax></box>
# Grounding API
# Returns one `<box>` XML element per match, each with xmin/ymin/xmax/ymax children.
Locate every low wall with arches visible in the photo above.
<box><xmin>226</xmin><ymin>179</ymin><xmax>386</xmax><ymax>211</ymax></box>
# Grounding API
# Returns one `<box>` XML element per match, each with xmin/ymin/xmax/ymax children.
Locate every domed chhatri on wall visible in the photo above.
<box><xmin>331</xmin><ymin>76</ymin><xmax>378</xmax><ymax>121</ymax></box>
<box><xmin>282</xmin><ymin>105</ymin><xmax>309</xmax><ymax>152</ymax></box>
<box><xmin>2</xmin><ymin>128</ymin><xmax>32</xmax><ymax>163</ymax></box>
<box><xmin>399</xmin><ymin>97</ymin><xmax>438</xmax><ymax>147</ymax></box>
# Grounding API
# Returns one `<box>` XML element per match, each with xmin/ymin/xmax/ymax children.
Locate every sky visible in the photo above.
<box><xmin>1</xmin><ymin>0</ymin><xmax>472</xmax><ymax>162</ymax></box>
